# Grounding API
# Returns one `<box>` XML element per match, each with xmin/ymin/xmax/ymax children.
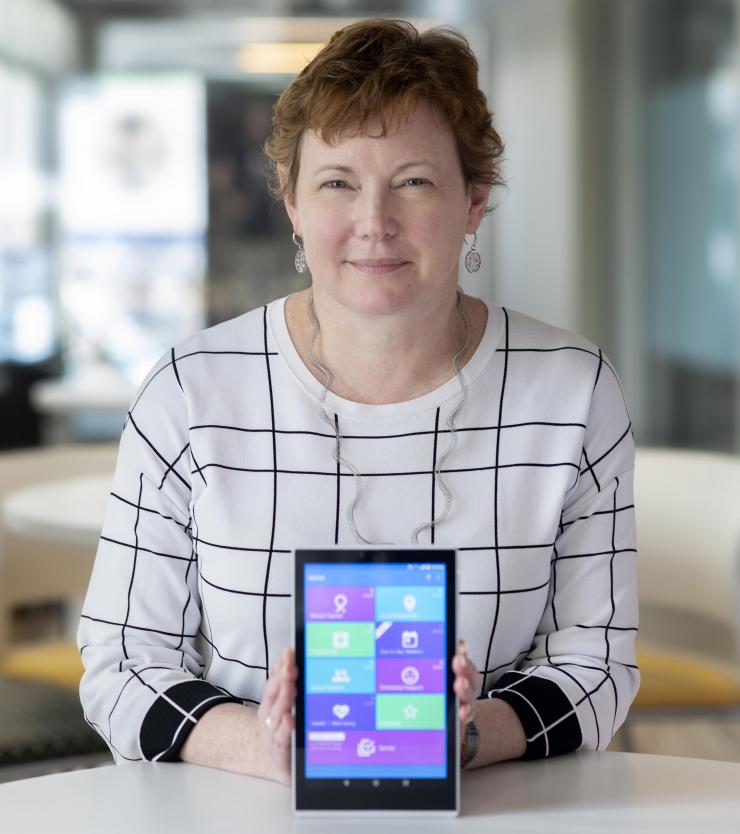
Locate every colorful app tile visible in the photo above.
<box><xmin>375</xmin><ymin>586</ymin><xmax>445</xmax><ymax>622</ymax></box>
<box><xmin>374</xmin><ymin>621</ymin><xmax>445</xmax><ymax>657</ymax></box>
<box><xmin>307</xmin><ymin>730</ymin><xmax>445</xmax><ymax>766</ymax></box>
<box><xmin>306</xmin><ymin>694</ymin><xmax>375</xmax><ymax>730</ymax></box>
<box><xmin>306</xmin><ymin>622</ymin><xmax>375</xmax><ymax>657</ymax></box>
<box><xmin>307</xmin><ymin>586</ymin><xmax>375</xmax><ymax>621</ymax></box>
<box><xmin>306</xmin><ymin>657</ymin><xmax>375</xmax><ymax>694</ymax></box>
<box><xmin>376</xmin><ymin>658</ymin><xmax>445</xmax><ymax>693</ymax></box>
<box><xmin>375</xmin><ymin>694</ymin><xmax>446</xmax><ymax>730</ymax></box>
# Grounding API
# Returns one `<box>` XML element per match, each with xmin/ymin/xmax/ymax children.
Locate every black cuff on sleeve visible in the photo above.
<box><xmin>488</xmin><ymin>671</ymin><xmax>582</xmax><ymax>760</ymax></box>
<box><xmin>139</xmin><ymin>679</ymin><xmax>242</xmax><ymax>762</ymax></box>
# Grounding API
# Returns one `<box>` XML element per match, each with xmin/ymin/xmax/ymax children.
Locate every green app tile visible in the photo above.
<box><xmin>376</xmin><ymin>694</ymin><xmax>446</xmax><ymax>729</ymax></box>
<box><xmin>306</xmin><ymin>622</ymin><xmax>375</xmax><ymax>657</ymax></box>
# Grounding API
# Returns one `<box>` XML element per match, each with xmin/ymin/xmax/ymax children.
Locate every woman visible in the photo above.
<box><xmin>77</xmin><ymin>19</ymin><xmax>638</xmax><ymax>786</ymax></box>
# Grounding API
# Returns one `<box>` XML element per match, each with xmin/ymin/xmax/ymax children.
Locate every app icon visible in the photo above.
<box><xmin>332</xmin><ymin>704</ymin><xmax>350</xmax><ymax>719</ymax></box>
<box><xmin>332</xmin><ymin>630</ymin><xmax>350</xmax><ymax>649</ymax></box>
<box><xmin>401</xmin><ymin>666</ymin><xmax>420</xmax><ymax>686</ymax></box>
<box><xmin>357</xmin><ymin>738</ymin><xmax>376</xmax><ymax>758</ymax></box>
<box><xmin>331</xmin><ymin>668</ymin><xmax>350</xmax><ymax>684</ymax></box>
<box><xmin>403</xmin><ymin>594</ymin><xmax>417</xmax><ymax>612</ymax></box>
<box><xmin>333</xmin><ymin>593</ymin><xmax>348</xmax><ymax>614</ymax></box>
<box><xmin>401</xmin><ymin>630</ymin><xmax>419</xmax><ymax>649</ymax></box>
<box><xmin>402</xmin><ymin>704</ymin><xmax>418</xmax><ymax>720</ymax></box>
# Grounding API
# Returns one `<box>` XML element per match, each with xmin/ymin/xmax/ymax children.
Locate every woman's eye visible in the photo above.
<box><xmin>322</xmin><ymin>180</ymin><xmax>347</xmax><ymax>189</ymax></box>
<box><xmin>402</xmin><ymin>178</ymin><xmax>430</xmax><ymax>187</ymax></box>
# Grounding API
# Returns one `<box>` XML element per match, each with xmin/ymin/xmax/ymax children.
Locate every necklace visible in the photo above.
<box><xmin>305</xmin><ymin>286</ymin><xmax>471</xmax><ymax>545</ymax></box>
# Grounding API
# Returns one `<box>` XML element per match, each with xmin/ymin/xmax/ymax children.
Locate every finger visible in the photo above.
<box><xmin>453</xmin><ymin>651</ymin><xmax>479</xmax><ymax>692</ymax></box>
<box><xmin>275</xmin><ymin>679</ymin><xmax>297</xmax><ymax>716</ymax></box>
<box><xmin>274</xmin><ymin>711</ymin><xmax>294</xmax><ymax>749</ymax></box>
<box><xmin>270</xmin><ymin>678</ymin><xmax>296</xmax><ymax>726</ymax></box>
<box><xmin>454</xmin><ymin>676</ymin><xmax>473</xmax><ymax>704</ymax></box>
<box><xmin>260</xmin><ymin>666</ymin><xmax>286</xmax><ymax>719</ymax></box>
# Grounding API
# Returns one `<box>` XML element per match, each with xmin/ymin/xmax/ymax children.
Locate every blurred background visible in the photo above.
<box><xmin>1</xmin><ymin>0</ymin><xmax>739</xmax><ymax>781</ymax></box>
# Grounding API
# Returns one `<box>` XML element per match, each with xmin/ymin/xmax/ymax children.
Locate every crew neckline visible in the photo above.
<box><xmin>268</xmin><ymin>294</ymin><xmax>505</xmax><ymax>421</ymax></box>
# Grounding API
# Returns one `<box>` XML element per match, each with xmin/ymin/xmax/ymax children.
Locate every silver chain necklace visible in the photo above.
<box><xmin>305</xmin><ymin>286</ymin><xmax>471</xmax><ymax>545</ymax></box>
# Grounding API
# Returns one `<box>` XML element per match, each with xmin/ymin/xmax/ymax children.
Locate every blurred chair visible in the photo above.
<box><xmin>0</xmin><ymin>443</ymin><xmax>117</xmax><ymax>655</ymax></box>
<box><xmin>0</xmin><ymin>443</ymin><xmax>117</xmax><ymax>779</ymax></box>
<box><xmin>624</xmin><ymin>447</ymin><xmax>740</xmax><ymax>747</ymax></box>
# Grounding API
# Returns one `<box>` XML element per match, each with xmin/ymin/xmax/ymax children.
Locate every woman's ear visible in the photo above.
<box><xmin>465</xmin><ymin>183</ymin><xmax>491</xmax><ymax>232</ymax></box>
<box><xmin>279</xmin><ymin>167</ymin><xmax>300</xmax><ymax>233</ymax></box>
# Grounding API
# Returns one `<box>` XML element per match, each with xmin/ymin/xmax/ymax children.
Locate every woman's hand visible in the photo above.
<box><xmin>452</xmin><ymin>638</ymin><xmax>479</xmax><ymax>734</ymax></box>
<box><xmin>256</xmin><ymin>646</ymin><xmax>298</xmax><ymax>785</ymax></box>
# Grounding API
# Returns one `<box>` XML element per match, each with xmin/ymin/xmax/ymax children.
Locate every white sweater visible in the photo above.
<box><xmin>77</xmin><ymin>294</ymin><xmax>639</xmax><ymax>764</ymax></box>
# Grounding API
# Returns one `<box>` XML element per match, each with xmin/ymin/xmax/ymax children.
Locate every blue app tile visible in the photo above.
<box><xmin>306</xmin><ymin>657</ymin><xmax>376</xmax><ymax>694</ymax></box>
<box><xmin>375</xmin><ymin>585</ymin><xmax>445</xmax><ymax>622</ymax></box>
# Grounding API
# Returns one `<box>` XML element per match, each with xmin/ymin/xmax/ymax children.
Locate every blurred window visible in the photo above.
<box><xmin>643</xmin><ymin>0</ymin><xmax>738</xmax><ymax>450</ymax></box>
<box><xmin>56</xmin><ymin>72</ymin><xmax>207</xmax><ymax>384</ymax></box>
<box><xmin>0</xmin><ymin>62</ymin><xmax>56</xmax><ymax>364</ymax></box>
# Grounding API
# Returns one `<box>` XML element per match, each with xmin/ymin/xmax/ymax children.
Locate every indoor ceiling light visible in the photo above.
<box><xmin>236</xmin><ymin>42</ymin><xmax>325</xmax><ymax>74</ymax></box>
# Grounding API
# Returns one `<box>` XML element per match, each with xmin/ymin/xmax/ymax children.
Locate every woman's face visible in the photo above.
<box><xmin>284</xmin><ymin>101</ymin><xmax>490</xmax><ymax>318</ymax></box>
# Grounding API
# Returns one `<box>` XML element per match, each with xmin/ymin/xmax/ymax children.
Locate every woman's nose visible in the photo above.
<box><xmin>353</xmin><ymin>188</ymin><xmax>398</xmax><ymax>240</ymax></box>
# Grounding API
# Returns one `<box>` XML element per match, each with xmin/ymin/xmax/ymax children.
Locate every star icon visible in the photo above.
<box><xmin>402</xmin><ymin>704</ymin><xmax>418</xmax><ymax>720</ymax></box>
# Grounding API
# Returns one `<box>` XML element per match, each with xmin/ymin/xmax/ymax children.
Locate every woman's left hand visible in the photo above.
<box><xmin>452</xmin><ymin>638</ymin><xmax>479</xmax><ymax>725</ymax></box>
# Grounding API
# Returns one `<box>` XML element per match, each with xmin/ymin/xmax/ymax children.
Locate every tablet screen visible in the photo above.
<box><xmin>293</xmin><ymin>548</ymin><xmax>458</xmax><ymax>815</ymax></box>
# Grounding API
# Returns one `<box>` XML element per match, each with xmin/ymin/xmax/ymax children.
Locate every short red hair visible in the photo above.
<box><xmin>264</xmin><ymin>18</ymin><xmax>505</xmax><ymax>214</ymax></box>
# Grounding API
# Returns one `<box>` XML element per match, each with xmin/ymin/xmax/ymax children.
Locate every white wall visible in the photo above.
<box><xmin>485</xmin><ymin>0</ymin><xmax>584</xmax><ymax>334</ymax></box>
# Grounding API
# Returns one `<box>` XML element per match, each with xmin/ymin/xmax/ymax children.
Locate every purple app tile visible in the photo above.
<box><xmin>307</xmin><ymin>586</ymin><xmax>375</xmax><ymax>621</ymax></box>
<box><xmin>376</xmin><ymin>659</ymin><xmax>446</xmax><ymax>693</ymax></box>
<box><xmin>374</xmin><ymin>621</ymin><xmax>445</xmax><ymax>657</ymax></box>
<box><xmin>307</xmin><ymin>694</ymin><xmax>375</xmax><ymax>730</ymax></box>
<box><xmin>307</xmin><ymin>730</ymin><xmax>446</xmax><ymax>766</ymax></box>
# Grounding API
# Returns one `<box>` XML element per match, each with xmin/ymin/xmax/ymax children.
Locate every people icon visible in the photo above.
<box><xmin>401</xmin><ymin>666</ymin><xmax>420</xmax><ymax>686</ymax></box>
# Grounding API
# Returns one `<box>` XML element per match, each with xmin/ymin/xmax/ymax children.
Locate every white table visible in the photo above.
<box><xmin>1</xmin><ymin>474</ymin><xmax>111</xmax><ymax>547</ymax></box>
<box><xmin>30</xmin><ymin>370</ymin><xmax>136</xmax><ymax>445</ymax></box>
<box><xmin>2</xmin><ymin>752</ymin><xmax>740</xmax><ymax>833</ymax></box>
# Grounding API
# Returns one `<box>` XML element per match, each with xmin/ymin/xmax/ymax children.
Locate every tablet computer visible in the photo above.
<box><xmin>292</xmin><ymin>546</ymin><xmax>459</xmax><ymax>816</ymax></box>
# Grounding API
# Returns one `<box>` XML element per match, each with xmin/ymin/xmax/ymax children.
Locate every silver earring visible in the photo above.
<box><xmin>464</xmin><ymin>232</ymin><xmax>481</xmax><ymax>273</ymax></box>
<box><xmin>293</xmin><ymin>231</ymin><xmax>307</xmax><ymax>274</ymax></box>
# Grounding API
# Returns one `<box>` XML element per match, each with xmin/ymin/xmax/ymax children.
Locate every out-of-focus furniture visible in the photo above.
<box><xmin>30</xmin><ymin>369</ymin><xmax>135</xmax><ymax>444</ymax></box>
<box><xmin>2</xmin><ymin>473</ymin><xmax>112</xmax><ymax>547</ymax></box>
<box><xmin>0</xmin><ymin>444</ymin><xmax>116</xmax><ymax>656</ymax></box>
<box><xmin>630</xmin><ymin>447</ymin><xmax>740</xmax><ymax>724</ymax></box>
<box><xmin>0</xmin><ymin>444</ymin><xmax>118</xmax><ymax>778</ymax></box>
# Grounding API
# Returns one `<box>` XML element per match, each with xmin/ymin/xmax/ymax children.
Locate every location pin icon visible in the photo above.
<box><xmin>334</xmin><ymin>593</ymin><xmax>348</xmax><ymax>614</ymax></box>
<box><xmin>403</xmin><ymin>594</ymin><xmax>416</xmax><ymax>612</ymax></box>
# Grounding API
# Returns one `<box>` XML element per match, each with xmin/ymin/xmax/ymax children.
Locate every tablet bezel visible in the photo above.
<box><xmin>291</xmin><ymin>546</ymin><xmax>459</xmax><ymax>816</ymax></box>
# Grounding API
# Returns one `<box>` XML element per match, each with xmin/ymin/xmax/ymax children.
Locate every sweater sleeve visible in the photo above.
<box><xmin>487</xmin><ymin>351</ymin><xmax>640</xmax><ymax>758</ymax></box>
<box><xmin>76</xmin><ymin>348</ymin><xmax>241</xmax><ymax>764</ymax></box>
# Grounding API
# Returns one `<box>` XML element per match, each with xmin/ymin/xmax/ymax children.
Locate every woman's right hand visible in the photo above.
<box><xmin>256</xmin><ymin>646</ymin><xmax>298</xmax><ymax>785</ymax></box>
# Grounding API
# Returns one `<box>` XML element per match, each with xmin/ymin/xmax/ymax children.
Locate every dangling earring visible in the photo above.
<box><xmin>464</xmin><ymin>232</ymin><xmax>481</xmax><ymax>273</ymax></box>
<box><xmin>293</xmin><ymin>231</ymin><xmax>307</xmax><ymax>274</ymax></box>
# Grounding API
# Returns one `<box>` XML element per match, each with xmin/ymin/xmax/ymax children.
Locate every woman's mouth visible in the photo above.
<box><xmin>348</xmin><ymin>260</ymin><xmax>409</xmax><ymax>274</ymax></box>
